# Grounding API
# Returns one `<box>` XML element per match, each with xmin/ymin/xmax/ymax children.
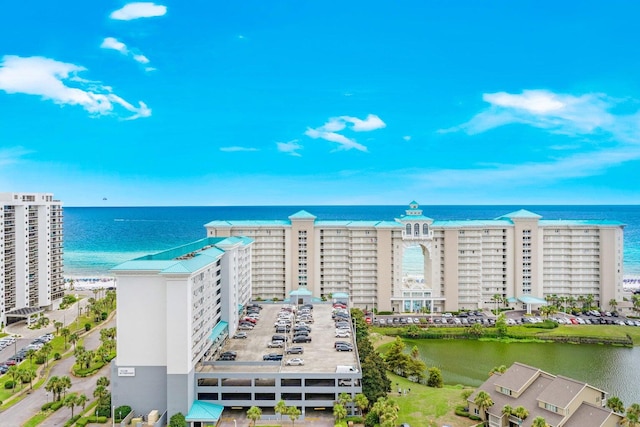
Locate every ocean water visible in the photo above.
<box><xmin>63</xmin><ymin>205</ymin><xmax>640</xmax><ymax>277</ymax></box>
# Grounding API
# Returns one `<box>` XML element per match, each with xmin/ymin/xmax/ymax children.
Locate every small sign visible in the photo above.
<box><xmin>118</xmin><ymin>367</ymin><xmax>135</xmax><ymax>377</ymax></box>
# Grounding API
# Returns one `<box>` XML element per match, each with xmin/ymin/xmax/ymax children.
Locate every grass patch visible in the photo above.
<box><xmin>387</xmin><ymin>373</ymin><xmax>476</xmax><ymax>427</ymax></box>
<box><xmin>22</xmin><ymin>410</ymin><xmax>53</xmax><ymax>427</ymax></box>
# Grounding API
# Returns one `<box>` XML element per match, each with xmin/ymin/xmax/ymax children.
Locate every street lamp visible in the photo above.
<box><xmin>233</xmin><ymin>419</ymin><xmax>237</xmax><ymax>427</ymax></box>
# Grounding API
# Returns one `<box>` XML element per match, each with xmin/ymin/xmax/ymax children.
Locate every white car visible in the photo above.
<box><xmin>286</xmin><ymin>358</ymin><xmax>304</xmax><ymax>366</ymax></box>
<box><xmin>336</xmin><ymin>331</ymin><xmax>351</xmax><ymax>338</ymax></box>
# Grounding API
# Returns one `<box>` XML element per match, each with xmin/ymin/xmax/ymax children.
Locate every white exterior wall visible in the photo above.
<box><xmin>116</xmin><ymin>273</ymin><xmax>168</xmax><ymax>367</ymax></box>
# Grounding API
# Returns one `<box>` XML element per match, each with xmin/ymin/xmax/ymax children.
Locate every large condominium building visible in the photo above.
<box><xmin>205</xmin><ymin>202</ymin><xmax>625</xmax><ymax>313</ymax></box>
<box><xmin>110</xmin><ymin>237</ymin><xmax>253</xmax><ymax>418</ymax></box>
<box><xmin>0</xmin><ymin>192</ymin><xmax>64</xmax><ymax>326</ymax></box>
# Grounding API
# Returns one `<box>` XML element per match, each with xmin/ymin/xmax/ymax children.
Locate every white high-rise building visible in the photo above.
<box><xmin>0</xmin><ymin>192</ymin><xmax>64</xmax><ymax>326</ymax></box>
<box><xmin>205</xmin><ymin>202</ymin><xmax>625</xmax><ymax>313</ymax></box>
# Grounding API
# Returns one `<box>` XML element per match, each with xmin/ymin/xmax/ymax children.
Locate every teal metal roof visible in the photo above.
<box><xmin>315</xmin><ymin>220</ymin><xmax>353</xmax><ymax>226</ymax></box>
<box><xmin>185</xmin><ymin>401</ymin><xmax>224</xmax><ymax>422</ymax></box>
<box><xmin>398</xmin><ymin>214</ymin><xmax>434</xmax><ymax>221</ymax></box>
<box><xmin>376</xmin><ymin>221</ymin><xmax>404</xmax><ymax>228</ymax></box>
<box><xmin>290</xmin><ymin>287</ymin><xmax>313</xmax><ymax>296</ymax></box>
<box><xmin>209</xmin><ymin>321</ymin><xmax>228</xmax><ymax>342</ymax></box>
<box><xmin>518</xmin><ymin>296</ymin><xmax>547</xmax><ymax>304</ymax></box>
<box><xmin>432</xmin><ymin>219</ymin><xmax>514</xmax><ymax>228</ymax></box>
<box><xmin>498</xmin><ymin>209</ymin><xmax>542</xmax><ymax>219</ymax></box>
<box><xmin>204</xmin><ymin>219</ymin><xmax>291</xmax><ymax>227</ymax></box>
<box><xmin>289</xmin><ymin>210</ymin><xmax>317</xmax><ymax>219</ymax></box>
<box><xmin>111</xmin><ymin>237</ymin><xmax>249</xmax><ymax>274</ymax></box>
<box><xmin>540</xmin><ymin>220</ymin><xmax>625</xmax><ymax>227</ymax></box>
<box><xmin>333</xmin><ymin>292</ymin><xmax>349</xmax><ymax>298</ymax></box>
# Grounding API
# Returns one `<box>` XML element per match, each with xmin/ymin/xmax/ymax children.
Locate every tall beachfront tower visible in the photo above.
<box><xmin>110</xmin><ymin>236</ymin><xmax>252</xmax><ymax>418</ymax></box>
<box><xmin>205</xmin><ymin>202</ymin><xmax>624</xmax><ymax>313</ymax></box>
<box><xmin>0</xmin><ymin>192</ymin><xmax>64</xmax><ymax>326</ymax></box>
<box><xmin>206</xmin><ymin>211</ymin><xmax>404</xmax><ymax>312</ymax></box>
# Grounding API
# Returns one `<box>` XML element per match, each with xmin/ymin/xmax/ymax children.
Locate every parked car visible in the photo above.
<box><xmin>268</xmin><ymin>341</ymin><xmax>284</xmax><ymax>348</ymax></box>
<box><xmin>292</xmin><ymin>336</ymin><xmax>311</xmax><ymax>343</ymax></box>
<box><xmin>233</xmin><ymin>332</ymin><xmax>248</xmax><ymax>339</ymax></box>
<box><xmin>285</xmin><ymin>358</ymin><xmax>304</xmax><ymax>366</ymax></box>
<box><xmin>336</xmin><ymin>344</ymin><xmax>354</xmax><ymax>352</ymax></box>
<box><xmin>286</xmin><ymin>346</ymin><xmax>304</xmax><ymax>354</ymax></box>
<box><xmin>336</xmin><ymin>331</ymin><xmax>351</xmax><ymax>338</ymax></box>
<box><xmin>263</xmin><ymin>353</ymin><xmax>283</xmax><ymax>361</ymax></box>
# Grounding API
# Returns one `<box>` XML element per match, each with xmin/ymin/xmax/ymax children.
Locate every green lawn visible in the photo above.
<box><xmin>387</xmin><ymin>373</ymin><xmax>477</xmax><ymax>427</ymax></box>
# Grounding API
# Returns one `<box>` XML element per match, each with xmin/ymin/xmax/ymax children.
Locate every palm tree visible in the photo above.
<box><xmin>607</xmin><ymin>396</ymin><xmax>625</xmax><ymax>414</ymax></box>
<box><xmin>333</xmin><ymin>403</ymin><xmax>347</xmax><ymax>424</ymax></box>
<box><xmin>97</xmin><ymin>376</ymin><xmax>110</xmax><ymax>387</ymax></box>
<box><xmin>609</xmin><ymin>299</ymin><xmax>618</xmax><ymax>312</ymax></box>
<box><xmin>25</xmin><ymin>348</ymin><xmax>37</xmax><ymax>366</ymax></box>
<box><xmin>93</xmin><ymin>385</ymin><xmax>109</xmax><ymax>407</ymax></box>
<box><xmin>69</xmin><ymin>333</ymin><xmax>79</xmax><ymax>350</ymax></box>
<box><xmin>64</xmin><ymin>394</ymin><xmax>79</xmax><ymax>417</ymax></box>
<box><xmin>60</xmin><ymin>376</ymin><xmax>72</xmax><ymax>399</ymax></box>
<box><xmin>338</xmin><ymin>392</ymin><xmax>352</xmax><ymax>408</ymax></box>
<box><xmin>502</xmin><ymin>404</ymin><xmax>513</xmax><ymax>417</ymax></box>
<box><xmin>61</xmin><ymin>327</ymin><xmax>71</xmax><ymax>349</ymax></box>
<box><xmin>54</xmin><ymin>321</ymin><xmax>63</xmax><ymax>335</ymax></box>
<box><xmin>354</xmin><ymin>393</ymin><xmax>369</xmax><ymax>416</ymax></box>
<box><xmin>513</xmin><ymin>406</ymin><xmax>529</xmax><ymax>422</ymax></box>
<box><xmin>489</xmin><ymin>365</ymin><xmax>507</xmax><ymax>376</ymax></box>
<box><xmin>473</xmin><ymin>391</ymin><xmax>494</xmax><ymax>421</ymax></box>
<box><xmin>21</xmin><ymin>367</ymin><xmax>36</xmax><ymax>390</ymax></box>
<box><xmin>7</xmin><ymin>365</ymin><xmax>21</xmax><ymax>393</ymax></box>
<box><xmin>41</xmin><ymin>341</ymin><xmax>52</xmax><ymax>368</ymax></box>
<box><xmin>46</xmin><ymin>376</ymin><xmax>61</xmax><ymax>401</ymax></box>
<box><xmin>287</xmin><ymin>406</ymin><xmax>301</xmax><ymax>427</ymax></box>
<box><xmin>492</xmin><ymin>294</ymin><xmax>502</xmax><ymax>314</ymax></box>
<box><xmin>274</xmin><ymin>400</ymin><xmax>287</xmax><ymax>425</ymax></box>
<box><xmin>246</xmin><ymin>406</ymin><xmax>262</xmax><ymax>426</ymax></box>
<box><xmin>623</xmin><ymin>404</ymin><xmax>640</xmax><ymax>427</ymax></box>
<box><xmin>77</xmin><ymin>393</ymin><xmax>88</xmax><ymax>412</ymax></box>
<box><xmin>532</xmin><ymin>416</ymin><xmax>549</xmax><ymax>427</ymax></box>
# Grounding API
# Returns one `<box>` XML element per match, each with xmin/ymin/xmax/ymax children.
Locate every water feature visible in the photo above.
<box><xmin>405</xmin><ymin>339</ymin><xmax>640</xmax><ymax>406</ymax></box>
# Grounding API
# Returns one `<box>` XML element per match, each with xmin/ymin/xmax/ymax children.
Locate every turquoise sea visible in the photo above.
<box><xmin>63</xmin><ymin>205</ymin><xmax>640</xmax><ymax>278</ymax></box>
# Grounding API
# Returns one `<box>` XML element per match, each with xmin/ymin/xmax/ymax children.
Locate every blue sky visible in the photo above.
<box><xmin>2</xmin><ymin>1</ymin><xmax>640</xmax><ymax>206</ymax></box>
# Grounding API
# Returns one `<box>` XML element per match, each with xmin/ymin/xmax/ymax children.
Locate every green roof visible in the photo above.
<box><xmin>186</xmin><ymin>401</ymin><xmax>224</xmax><ymax>422</ymax></box>
<box><xmin>209</xmin><ymin>321</ymin><xmax>228</xmax><ymax>342</ymax></box>
<box><xmin>111</xmin><ymin>237</ymin><xmax>251</xmax><ymax>274</ymax></box>
<box><xmin>289</xmin><ymin>210</ymin><xmax>317</xmax><ymax>219</ymax></box>
<box><xmin>498</xmin><ymin>209</ymin><xmax>542</xmax><ymax>219</ymax></box>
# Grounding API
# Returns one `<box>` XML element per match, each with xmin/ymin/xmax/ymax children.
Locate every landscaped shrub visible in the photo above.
<box><xmin>85</xmin><ymin>323</ymin><xmax>92</xmax><ymax>331</ymax></box>
<box><xmin>455</xmin><ymin>405</ymin><xmax>470</xmax><ymax>417</ymax></box>
<box><xmin>64</xmin><ymin>415</ymin><xmax>82</xmax><ymax>427</ymax></box>
<box><xmin>114</xmin><ymin>405</ymin><xmax>132</xmax><ymax>422</ymax></box>
<box><xmin>95</xmin><ymin>405</ymin><xmax>111</xmax><ymax>417</ymax></box>
<box><xmin>41</xmin><ymin>402</ymin><xmax>53</xmax><ymax>411</ymax></box>
<box><xmin>54</xmin><ymin>352</ymin><xmax>62</xmax><ymax>360</ymax></box>
<box><xmin>101</xmin><ymin>312</ymin><xmax>108</xmax><ymax>321</ymax></box>
<box><xmin>76</xmin><ymin>415</ymin><xmax>108</xmax><ymax>427</ymax></box>
<box><xmin>35</xmin><ymin>355</ymin><xmax>46</xmax><ymax>364</ymax></box>
<box><xmin>4</xmin><ymin>380</ymin><xmax>15</xmax><ymax>389</ymax></box>
<box><xmin>469</xmin><ymin>414</ymin><xmax>482</xmax><ymax>421</ymax></box>
<box><xmin>345</xmin><ymin>416</ymin><xmax>364</xmax><ymax>423</ymax></box>
<box><xmin>51</xmin><ymin>401</ymin><xmax>63</xmax><ymax>411</ymax></box>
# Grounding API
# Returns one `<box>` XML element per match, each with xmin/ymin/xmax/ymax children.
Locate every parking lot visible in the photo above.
<box><xmin>199</xmin><ymin>303</ymin><xmax>359</xmax><ymax>374</ymax></box>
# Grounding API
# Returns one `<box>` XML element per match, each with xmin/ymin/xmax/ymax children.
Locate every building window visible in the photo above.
<box><xmin>423</xmin><ymin>224</ymin><xmax>429</xmax><ymax>235</ymax></box>
<box><xmin>414</xmin><ymin>224</ymin><xmax>419</xmax><ymax>236</ymax></box>
<box><xmin>406</xmin><ymin>224</ymin><xmax>411</xmax><ymax>235</ymax></box>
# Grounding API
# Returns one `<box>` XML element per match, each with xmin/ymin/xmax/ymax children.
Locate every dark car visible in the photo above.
<box><xmin>263</xmin><ymin>353</ymin><xmax>283</xmax><ymax>361</ymax></box>
<box><xmin>292</xmin><ymin>336</ymin><xmax>311</xmax><ymax>343</ymax></box>
<box><xmin>294</xmin><ymin>325</ymin><xmax>311</xmax><ymax>332</ymax></box>
<box><xmin>336</xmin><ymin>344</ymin><xmax>354</xmax><ymax>352</ymax></box>
<box><xmin>286</xmin><ymin>346</ymin><xmax>304</xmax><ymax>354</ymax></box>
<box><xmin>218</xmin><ymin>351</ymin><xmax>237</xmax><ymax>361</ymax></box>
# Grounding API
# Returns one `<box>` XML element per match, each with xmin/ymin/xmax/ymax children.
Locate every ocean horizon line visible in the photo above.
<box><xmin>66</xmin><ymin>203</ymin><xmax>640</xmax><ymax>208</ymax></box>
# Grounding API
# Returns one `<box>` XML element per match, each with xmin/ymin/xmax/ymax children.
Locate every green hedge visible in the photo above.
<box><xmin>76</xmin><ymin>415</ymin><xmax>108</xmax><ymax>426</ymax></box>
<box><xmin>4</xmin><ymin>381</ymin><xmax>15</xmax><ymax>389</ymax></box>
<box><xmin>41</xmin><ymin>402</ymin><xmax>53</xmax><ymax>411</ymax></box>
<box><xmin>455</xmin><ymin>405</ymin><xmax>469</xmax><ymax>417</ymax></box>
<box><xmin>51</xmin><ymin>401</ymin><xmax>63</xmax><ymax>411</ymax></box>
<box><xmin>64</xmin><ymin>415</ymin><xmax>81</xmax><ymax>427</ymax></box>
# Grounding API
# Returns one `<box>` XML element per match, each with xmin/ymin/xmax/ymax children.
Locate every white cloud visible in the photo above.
<box><xmin>276</xmin><ymin>140</ymin><xmax>303</xmax><ymax>157</ymax></box>
<box><xmin>340</xmin><ymin>114</ymin><xmax>386</xmax><ymax>131</ymax></box>
<box><xmin>101</xmin><ymin>37</ymin><xmax>152</xmax><ymax>67</ymax></box>
<box><xmin>0</xmin><ymin>146</ymin><xmax>32</xmax><ymax>166</ymax></box>
<box><xmin>100</xmin><ymin>37</ymin><xmax>128</xmax><ymax>54</ymax></box>
<box><xmin>304</xmin><ymin>114</ymin><xmax>385</xmax><ymax>152</ymax></box>
<box><xmin>220</xmin><ymin>146</ymin><xmax>259</xmax><ymax>152</ymax></box>
<box><xmin>432</xmin><ymin>88</ymin><xmax>640</xmax><ymax>192</ymax></box>
<box><xmin>133</xmin><ymin>54</ymin><xmax>150</xmax><ymax>64</ymax></box>
<box><xmin>110</xmin><ymin>2</ymin><xmax>167</xmax><ymax>20</ymax></box>
<box><xmin>443</xmin><ymin>89</ymin><xmax>618</xmax><ymax>137</ymax></box>
<box><xmin>0</xmin><ymin>55</ymin><xmax>151</xmax><ymax>119</ymax></box>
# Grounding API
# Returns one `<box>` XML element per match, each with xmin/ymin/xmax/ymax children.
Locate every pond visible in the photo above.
<box><xmin>405</xmin><ymin>339</ymin><xmax>640</xmax><ymax>406</ymax></box>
